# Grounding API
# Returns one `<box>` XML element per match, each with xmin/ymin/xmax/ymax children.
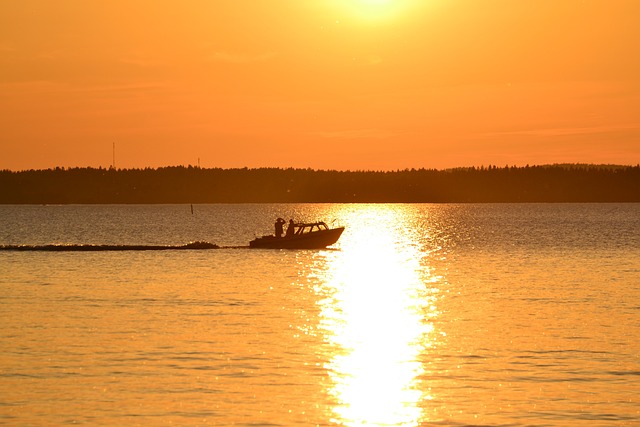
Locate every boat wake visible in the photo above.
<box><xmin>0</xmin><ymin>241</ymin><xmax>220</xmax><ymax>251</ymax></box>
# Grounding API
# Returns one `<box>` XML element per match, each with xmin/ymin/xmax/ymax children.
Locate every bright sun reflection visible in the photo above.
<box><xmin>316</xmin><ymin>206</ymin><xmax>439</xmax><ymax>426</ymax></box>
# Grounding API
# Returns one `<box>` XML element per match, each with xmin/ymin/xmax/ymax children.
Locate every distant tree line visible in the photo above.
<box><xmin>0</xmin><ymin>164</ymin><xmax>638</xmax><ymax>203</ymax></box>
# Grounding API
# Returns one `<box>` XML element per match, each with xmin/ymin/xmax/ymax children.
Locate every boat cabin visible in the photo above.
<box><xmin>291</xmin><ymin>221</ymin><xmax>330</xmax><ymax>235</ymax></box>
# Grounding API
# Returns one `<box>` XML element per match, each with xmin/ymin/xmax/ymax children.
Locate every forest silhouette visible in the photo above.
<box><xmin>1</xmin><ymin>164</ymin><xmax>638</xmax><ymax>203</ymax></box>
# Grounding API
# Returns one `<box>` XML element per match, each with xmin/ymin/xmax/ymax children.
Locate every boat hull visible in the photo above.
<box><xmin>249</xmin><ymin>227</ymin><xmax>344</xmax><ymax>249</ymax></box>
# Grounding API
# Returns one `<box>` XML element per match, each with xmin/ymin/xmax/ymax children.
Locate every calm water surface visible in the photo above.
<box><xmin>1</xmin><ymin>204</ymin><xmax>638</xmax><ymax>426</ymax></box>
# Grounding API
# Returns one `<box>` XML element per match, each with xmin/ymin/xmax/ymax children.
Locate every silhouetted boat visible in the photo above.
<box><xmin>249</xmin><ymin>221</ymin><xmax>344</xmax><ymax>249</ymax></box>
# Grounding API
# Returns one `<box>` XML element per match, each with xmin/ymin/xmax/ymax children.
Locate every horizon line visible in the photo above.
<box><xmin>2</xmin><ymin>162</ymin><xmax>639</xmax><ymax>174</ymax></box>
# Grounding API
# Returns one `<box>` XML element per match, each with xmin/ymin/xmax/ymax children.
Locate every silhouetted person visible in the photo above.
<box><xmin>285</xmin><ymin>219</ymin><xmax>295</xmax><ymax>237</ymax></box>
<box><xmin>275</xmin><ymin>218</ymin><xmax>285</xmax><ymax>238</ymax></box>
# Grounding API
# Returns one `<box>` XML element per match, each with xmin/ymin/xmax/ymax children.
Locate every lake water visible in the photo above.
<box><xmin>1</xmin><ymin>203</ymin><xmax>638</xmax><ymax>426</ymax></box>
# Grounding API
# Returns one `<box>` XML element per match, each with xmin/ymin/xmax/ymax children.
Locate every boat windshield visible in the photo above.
<box><xmin>294</xmin><ymin>222</ymin><xmax>329</xmax><ymax>235</ymax></box>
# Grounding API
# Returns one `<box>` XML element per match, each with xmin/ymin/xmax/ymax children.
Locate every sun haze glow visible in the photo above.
<box><xmin>334</xmin><ymin>0</ymin><xmax>420</xmax><ymax>23</ymax></box>
<box><xmin>1</xmin><ymin>1</ymin><xmax>639</xmax><ymax>170</ymax></box>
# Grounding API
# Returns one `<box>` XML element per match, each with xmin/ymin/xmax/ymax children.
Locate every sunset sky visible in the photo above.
<box><xmin>1</xmin><ymin>0</ymin><xmax>639</xmax><ymax>171</ymax></box>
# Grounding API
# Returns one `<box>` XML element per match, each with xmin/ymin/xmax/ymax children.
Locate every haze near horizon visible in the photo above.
<box><xmin>1</xmin><ymin>0</ymin><xmax>639</xmax><ymax>171</ymax></box>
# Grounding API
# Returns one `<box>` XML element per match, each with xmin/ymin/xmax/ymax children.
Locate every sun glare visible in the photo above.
<box><xmin>335</xmin><ymin>0</ymin><xmax>417</xmax><ymax>23</ymax></box>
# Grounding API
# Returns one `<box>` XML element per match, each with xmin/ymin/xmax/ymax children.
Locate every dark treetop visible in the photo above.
<box><xmin>1</xmin><ymin>164</ymin><xmax>638</xmax><ymax>203</ymax></box>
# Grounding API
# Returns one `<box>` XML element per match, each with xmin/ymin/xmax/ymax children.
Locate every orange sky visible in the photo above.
<box><xmin>1</xmin><ymin>0</ymin><xmax>639</xmax><ymax>171</ymax></box>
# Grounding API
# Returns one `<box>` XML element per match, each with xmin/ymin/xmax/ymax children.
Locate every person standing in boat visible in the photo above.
<box><xmin>285</xmin><ymin>219</ymin><xmax>296</xmax><ymax>237</ymax></box>
<box><xmin>275</xmin><ymin>218</ymin><xmax>286</xmax><ymax>238</ymax></box>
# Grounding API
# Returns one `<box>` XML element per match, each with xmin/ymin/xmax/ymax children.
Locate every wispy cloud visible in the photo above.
<box><xmin>209</xmin><ymin>51</ymin><xmax>277</xmax><ymax>64</ymax></box>
<box><xmin>311</xmin><ymin>128</ymin><xmax>406</xmax><ymax>139</ymax></box>
<box><xmin>119</xmin><ymin>56</ymin><xmax>167</xmax><ymax>68</ymax></box>
<box><xmin>72</xmin><ymin>82</ymin><xmax>170</xmax><ymax>94</ymax></box>
<box><xmin>367</xmin><ymin>55</ymin><xmax>383</xmax><ymax>65</ymax></box>
<box><xmin>0</xmin><ymin>42</ymin><xmax>16</xmax><ymax>52</ymax></box>
<box><xmin>486</xmin><ymin>124</ymin><xmax>640</xmax><ymax>138</ymax></box>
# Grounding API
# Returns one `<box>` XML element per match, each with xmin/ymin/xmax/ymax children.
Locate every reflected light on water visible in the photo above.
<box><xmin>316</xmin><ymin>206</ymin><xmax>439</xmax><ymax>426</ymax></box>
